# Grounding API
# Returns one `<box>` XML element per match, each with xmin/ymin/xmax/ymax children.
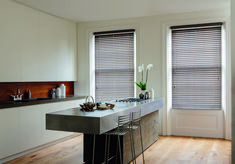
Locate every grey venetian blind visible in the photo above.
<box><xmin>94</xmin><ymin>29</ymin><xmax>135</xmax><ymax>101</ymax></box>
<box><xmin>171</xmin><ymin>23</ymin><xmax>222</xmax><ymax>109</ymax></box>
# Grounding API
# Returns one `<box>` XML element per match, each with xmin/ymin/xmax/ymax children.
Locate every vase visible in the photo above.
<box><xmin>139</xmin><ymin>90</ymin><xmax>150</xmax><ymax>99</ymax></box>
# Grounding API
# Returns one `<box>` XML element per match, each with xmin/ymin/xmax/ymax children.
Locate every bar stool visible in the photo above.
<box><xmin>92</xmin><ymin>111</ymin><xmax>144</xmax><ymax>164</ymax></box>
<box><xmin>131</xmin><ymin>110</ymin><xmax>145</xmax><ymax>164</ymax></box>
<box><xmin>102</xmin><ymin>113</ymin><xmax>135</xmax><ymax>164</ymax></box>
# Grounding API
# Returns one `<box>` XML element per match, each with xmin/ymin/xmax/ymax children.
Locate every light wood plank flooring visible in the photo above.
<box><xmin>4</xmin><ymin>135</ymin><xmax>231</xmax><ymax>164</ymax></box>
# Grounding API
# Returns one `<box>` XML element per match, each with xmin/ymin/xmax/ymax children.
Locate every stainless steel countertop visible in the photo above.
<box><xmin>46</xmin><ymin>98</ymin><xmax>164</xmax><ymax>134</ymax></box>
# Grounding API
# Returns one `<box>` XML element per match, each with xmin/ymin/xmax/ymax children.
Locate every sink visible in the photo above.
<box><xmin>0</xmin><ymin>97</ymin><xmax>57</xmax><ymax>108</ymax></box>
<box><xmin>12</xmin><ymin>97</ymin><xmax>52</xmax><ymax>103</ymax></box>
<box><xmin>13</xmin><ymin>99</ymin><xmax>30</xmax><ymax>103</ymax></box>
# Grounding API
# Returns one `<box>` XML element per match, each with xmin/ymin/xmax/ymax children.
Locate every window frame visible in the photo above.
<box><xmin>170</xmin><ymin>23</ymin><xmax>223</xmax><ymax>110</ymax></box>
<box><xmin>161</xmin><ymin>17</ymin><xmax>230</xmax><ymax>138</ymax></box>
<box><xmin>91</xmin><ymin>29</ymin><xmax>137</xmax><ymax>101</ymax></box>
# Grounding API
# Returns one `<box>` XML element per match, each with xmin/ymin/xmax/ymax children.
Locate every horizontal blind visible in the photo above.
<box><xmin>171</xmin><ymin>23</ymin><xmax>222</xmax><ymax>109</ymax></box>
<box><xmin>94</xmin><ymin>30</ymin><xmax>135</xmax><ymax>101</ymax></box>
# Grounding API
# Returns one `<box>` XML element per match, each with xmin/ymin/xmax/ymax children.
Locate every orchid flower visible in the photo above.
<box><xmin>135</xmin><ymin>63</ymin><xmax>155</xmax><ymax>90</ymax></box>
<box><xmin>147</xmin><ymin>64</ymin><xmax>154</xmax><ymax>70</ymax></box>
<box><xmin>138</xmin><ymin>64</ymin><xmax>144</xmax><ymax>72</ymax></box>
<box><xmin>138</xmin><ymin>64</ymin><xmax>144</xmax><ymax>82</ymax></box>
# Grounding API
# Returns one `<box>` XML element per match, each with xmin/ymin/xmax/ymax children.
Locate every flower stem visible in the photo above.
<box><xmin>142</xmin><ymin>70</ymin><xmax>143</xmax><ymax>82</ymax></box>
<box><xmin>146</xmin><ymin>70</ymin><xmax>148</xmax><ymax>84</ymax></box>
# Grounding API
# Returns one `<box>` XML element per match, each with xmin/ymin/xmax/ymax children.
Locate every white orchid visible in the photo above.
<box><xmin>138</xmin><ymin>64</ymin><xmax>144</xmax><ymax>72</ymax></box>
<box><xmin>147</xmin><ymin>64</ymin><xmax>154</xmax><ymax>70</ymax></box>
<box><xmin>135</xmin><ymin>64</ymin><xmax>155</xmax><ymax>90</ymax></box>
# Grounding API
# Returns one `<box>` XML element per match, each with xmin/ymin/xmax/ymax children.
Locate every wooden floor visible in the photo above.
<box><xmin>4</xmin><ymin>135</ymin><xmax>231</xmax><ymax>164</ymax></box>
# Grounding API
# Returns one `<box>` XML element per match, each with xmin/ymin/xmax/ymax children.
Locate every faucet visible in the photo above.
<box><xmin>11</xmin><ymin>88</ymin><xmax>23</xmax><ymax>101</ymax></box>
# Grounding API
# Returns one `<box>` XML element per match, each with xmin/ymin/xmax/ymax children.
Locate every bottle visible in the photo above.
<box><xmin>51</xmin><ymin>88</ymin><xmax>56</xmax><ymax>99</ymax></box>
<box><xmin>60</xmin><ymin>84</ymin><xmax>66</xmax><ymax>98</ymax></box>
<box><xmin>56</xmin><ymin>87</ymin><xmax>61</xmax><ymax>97</ymax></box>
<box><xmin>28</xmin><ymin>89</ymin><xmax>31</xmax><ymax>99</ymax></box>
<box><xmin>149</xmin><ymin>88</ymin><xmax>154</xmax><ymax>100</ymax></box>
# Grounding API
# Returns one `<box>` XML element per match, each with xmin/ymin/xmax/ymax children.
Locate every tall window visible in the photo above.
<box><xmin>94</xmin><ymin>29</ymin><xmax>135</xmax><ymax>101</ymax></box>
<box><xmin>171</xmin><ymin>23</ymin><xmax>222</xmax><ymax>110</ymax></box>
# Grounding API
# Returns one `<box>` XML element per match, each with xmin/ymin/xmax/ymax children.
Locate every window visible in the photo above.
<box><xmin>94</xmin><ymin>29</ymin><xmax>135</xmax><ymax>101</ymax></box>
<box><xmin>171</xmin><ymin>23</ymin><xmax>222</xmax><ymax>109</ymax></box>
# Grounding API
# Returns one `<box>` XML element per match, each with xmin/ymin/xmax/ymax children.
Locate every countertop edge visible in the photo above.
<box><xmin>0</xmin><ymin>96</ymin><xmax>87</xmax><ymax>110</ymax></box>
<box><xmin>46</xmin><ymin>98</ymin><xmax>164</xmax><ymax>134</ymax></box>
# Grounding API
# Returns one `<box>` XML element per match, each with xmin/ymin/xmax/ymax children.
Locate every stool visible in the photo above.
<box><xmin>131</xmin><ymin>110</ymin><xmax>145</xmax><ymax>164</ymax></box>
<box><xmin>102</xmin><ymin>113</ymin><xmax>135</xmax><ymax>164</ymax></box>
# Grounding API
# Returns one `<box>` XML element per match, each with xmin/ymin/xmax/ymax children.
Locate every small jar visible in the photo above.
<box><xmin>56</xmin><ymin>87</ymin><xmax>61</xmax><ymax>97</ymax></box>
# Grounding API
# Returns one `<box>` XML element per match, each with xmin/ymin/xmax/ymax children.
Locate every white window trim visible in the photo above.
<box><xmin>162</xmin><ymin>18</ymin><xmax>231</xmax><ymax>139</ymax></box>
<box><xmin>87</xmin><ymin>24</ymin><xmax>140</xmax><ymax>99</ymax></box>
<box><xmin>93</xmin><ymin>30</ymin><xmax>137</xmax><ymax>100</ymax></box>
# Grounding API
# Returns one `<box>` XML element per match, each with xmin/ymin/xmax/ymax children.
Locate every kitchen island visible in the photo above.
<box><xmin>46</xmin><ymin>98</ymin><xmax>164</xmax><ymax>164</ymax></box>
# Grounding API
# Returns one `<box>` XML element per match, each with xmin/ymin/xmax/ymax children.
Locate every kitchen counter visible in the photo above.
<box><xmin>0</xmin><ymin>96</ymin><xmax>86</xmax><ymax>109</ymax></box>
<box><xmin>0</xmin><ymin>98</ymin><xmax>86</xmax><ymax>161</ymax></box>
<box><xmin>46</xmin><ymin>98</ymin><xmax>164</xmax><ymax>134</ymax></box>
<box><xmin>46</xmin><ymin>98</ymin><xmax>164</xmax><ymax>164</ymax></box>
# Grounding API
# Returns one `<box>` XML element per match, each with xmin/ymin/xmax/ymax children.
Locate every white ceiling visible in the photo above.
<box><xmin>14</xmin><ymin>0</ymin><xmax>230</xmax><ymax>22</ymax></box>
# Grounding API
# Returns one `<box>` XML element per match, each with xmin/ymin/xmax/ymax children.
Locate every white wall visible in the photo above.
<box><xmin>231</xmin><ymin>0</ymin><xmax>235</xmax><ymax>161</ymax></box>
<box><xmin>0</xmin><ymin>0</ymin><xmax>77</xmax><ymax>82</ymax></box>
<box><xmin>76</xmin><ymin>9</ymin><xmax>230</xmax><ymax>137</ymax></box>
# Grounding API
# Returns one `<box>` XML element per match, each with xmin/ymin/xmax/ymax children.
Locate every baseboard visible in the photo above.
<box><xmin>0</xmin><ymin>133</ymin><xmax>81</xmax><ymax>164</ymax></box>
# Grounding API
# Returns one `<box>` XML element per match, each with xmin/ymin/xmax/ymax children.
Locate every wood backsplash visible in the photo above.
<box><xmin>0</xmin><ymin>81</ymin><xmax>74</xmax><ymax>101</ymax></box>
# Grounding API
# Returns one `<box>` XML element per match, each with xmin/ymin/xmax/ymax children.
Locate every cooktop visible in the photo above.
<box><xmin>116</xmin><ymin>98</ymin><xmax>150</xmax><ymax>102</ymax></box>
